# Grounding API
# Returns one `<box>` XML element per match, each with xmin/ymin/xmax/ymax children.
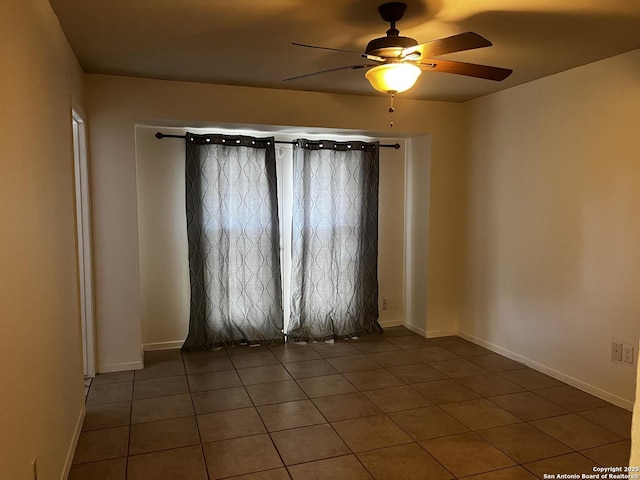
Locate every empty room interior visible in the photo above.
<box><xmin>1</xmin><ymin>0</ymin><xmax>640</xmax><ymax>479</ymax></box>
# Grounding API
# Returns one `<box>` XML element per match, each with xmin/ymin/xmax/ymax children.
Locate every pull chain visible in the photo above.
<box><xmin>388</xmin><ymin>93</ymin><xmax>395</xmax><ymax>127</ymax></box>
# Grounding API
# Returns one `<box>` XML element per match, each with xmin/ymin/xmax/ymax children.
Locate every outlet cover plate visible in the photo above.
<box><xmin>623</xmin><ymin>344</ymin><xmax>634</xmax><ymax>364</ymax></box>
<box><xmin>612</xmin><ymin>342</ymin><xmax>623</xmax><ymax>362</ymax></box>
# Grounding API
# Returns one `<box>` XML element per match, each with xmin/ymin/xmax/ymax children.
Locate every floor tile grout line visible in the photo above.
<box><xmin>241</xmin><ymin>352</ymin><xmax>291</xmax><ymax>472</ymax></box>
<box><xmin>274</xmin><ymin>338</ymin><xmax>400</xmax><ymax>477</ymax></box>
<box><xmin>124</xmin><ymin>370</ymin><xmax>134</xmax><ymax>480</ymax></box>
<box><xmin>468</xmin><ymin>426</ymin><xmax>542</xmax><ymax>472</ymax></box>
<box><xmin>523</xmin><ymin>413</ymin><xmax>625</xmax><ymax>459</ymax></box>
<box><xmin>85</xmin><ymin>378</ymin><xmax>134</xmax><ymax>407</ymax></box>
<box><xmin>227</xmin><ymin>343</ymin><xmax>292</xmax><ymax>476</ymax></box>
<box><xmin>180</xmin><ymin>349</ymin><xmax>213</xmax><ymax>480</ymax></box>
<box><xmin>123</xmin><ymin>442</ymin><xmax>206</xmax><ymax>460</ymax></box>
<box><xmin>370</xmin><ymin>438</ymin><xmax>459</xmax><ymax>479</ymax></box>
<box><xmin>231</xmin><ymin>340</ymin><xmax>366</xmax><ymax>475</ymax></box>
<box><xmin>483</xmin><ymin>392</ymin><xmax>577</xmax><ymax>423</ymax></box>
<box><xmin>320</xmin><ymin>341</ymin><xmax>463</xmax><ymax>476</ymax></box>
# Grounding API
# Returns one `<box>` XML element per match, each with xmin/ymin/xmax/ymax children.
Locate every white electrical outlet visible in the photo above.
<box><xmin>611</xmin><ymin>342</ymin><xmax>622</xmax><ymax>362</ymax></box>
<box><xmin>382</xmin><ymin>298</ymin><xmax>388</xmax><ymax>310</ymax></box>
<box><xmin>622</xmin><ymin>344</ymin><xmax>634</xmax><ymax>364</ymax></box>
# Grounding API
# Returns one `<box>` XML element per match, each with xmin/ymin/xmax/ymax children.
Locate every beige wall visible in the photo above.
<box><xmin>459</xmin><ymin>49</ymin><xmax>640</xmax><ymax>408</ymax></box>
<box><xmin>404</xmin><ymin>135</ymin><xmax>432</xmax><ymax>336</ymax></box>
<box><xmin>632</xmin><ymin>339</ymin><xmax>640</xmax><ymax>465</ymax></box>
<box><xmin>0</xmin><ymin>0</ymin><xmax>85</xmax><ymax>478</ymax></box>
<box><xmin>135</xmin><ymin>127</ymin><xmax>190</xmax><ymax>347</ymax></box>
<box><xmin>84</xmin><ymin>74</ymin><xmax>467</xmax><ymax>369</ymax></box>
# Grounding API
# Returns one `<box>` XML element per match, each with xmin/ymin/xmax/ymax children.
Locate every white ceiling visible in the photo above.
<box><xmin>49</xmin><ymin>0</ymin><xmax>640</xmax><ymax>102</ymax></box>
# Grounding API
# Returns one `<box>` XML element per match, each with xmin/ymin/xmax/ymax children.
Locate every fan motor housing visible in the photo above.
<box><xmin>365</xmin><ymin>35</ymin><xmax>418</xmax><ymax>58</ymax></box>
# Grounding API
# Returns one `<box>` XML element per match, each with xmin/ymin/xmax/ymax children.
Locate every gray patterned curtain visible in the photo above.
<box><xmin>182</xmin><ymin>133</ymin><xmax>284</xmax><ymax>350</ymax></box>
<box><xmin>288</xmin><ymin>139</ymin><xmax>382</xmax><ymax>342</ymax></box>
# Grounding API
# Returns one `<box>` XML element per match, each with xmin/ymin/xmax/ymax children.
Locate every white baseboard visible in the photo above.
<box><xmin>143</xmin><ymin>340</ymin><xmax>185</xmax><ymax>351</ymax></box>
<box><xmin>404</xmin><ymin>323</ymin><xmax>427</xmax><ymax>337</ymax></box>
<box><xmin>97</xmin><ymin>360</ymin><xmax>144</xmax><ymax>373</ymax></box>
<box><xmin>458</xmin><ymin>330</ymin><xmax>634</xmax><ymax>411</ymax></box>
<box><xmin>61</xmin><ymin>403</ymin><xmax>85</xmax><ymax>480</ymax></box>
<box><xmin>380</xmin><ymin>319</ymin><xmax>404</xmax><ymax>328</ymax></box>
<box><xmin>427</xmin><ymin>329</ymin><xmax>458</xmax><ymax>339</ymax></box>
<box><xmin>402</xmin><ymin>323</ymin><xmax>458</xmax><ymax>339</ymax></box>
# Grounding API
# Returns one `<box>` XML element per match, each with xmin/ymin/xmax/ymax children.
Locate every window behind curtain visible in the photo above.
<box><xmin>288</xmin><ymin>139</ymin><xmax>382</xmax><ymax>341</ymax></box>
<box><xmin>182</xmin><ymin>133</ymin><xmax>284</xmax><ymax>350</ymax></box>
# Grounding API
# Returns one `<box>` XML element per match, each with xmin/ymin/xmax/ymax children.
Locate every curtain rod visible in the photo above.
<box><xmin>154</xmin><ymin>132</ymin><xmax>401</xmax><ymax>149</ymax></box>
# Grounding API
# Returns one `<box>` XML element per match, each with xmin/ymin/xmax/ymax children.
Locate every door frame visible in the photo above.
<box><xmin>72</xmin><ymin>105</ymin><xmax>96</xmax><ymax>377</ymax></box>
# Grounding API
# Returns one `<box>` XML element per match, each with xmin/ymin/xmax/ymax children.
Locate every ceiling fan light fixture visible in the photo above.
<box><xmin>365</xmin><ymin>63</ymin><xmax>421</xmax><ymax>93</ymax></box>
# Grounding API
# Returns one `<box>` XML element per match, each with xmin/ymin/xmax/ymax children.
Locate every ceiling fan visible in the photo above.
<box><xmin>285</xmin><ymin>2</ymin><xmax>513</xmax><ymax>95</ymax></box>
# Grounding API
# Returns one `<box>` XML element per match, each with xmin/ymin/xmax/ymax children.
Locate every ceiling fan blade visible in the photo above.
<box><xmin>420</xmin><ymin>58</ymin><xmax>512</xmax><ymax>81</ymax></box>
<box><xmin>283</xmin><ymin>64</ymin><xmax>372</xmax><ymax>82</ymax></box>
<box><xmin>292</xmin><ymin>42</ymin><xmax>362</xmax><ymax>55</ymax></box>
<box><xmin>403</xmin><ymin>32</ymin><xmax>492</xmax><ymax>59</ymax></box>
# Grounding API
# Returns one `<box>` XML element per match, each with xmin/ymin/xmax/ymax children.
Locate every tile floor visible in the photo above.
<box><xmin>69</xmin><ymin>328</ymin><xmax>632</xmax><ymax>479</ymax></box>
